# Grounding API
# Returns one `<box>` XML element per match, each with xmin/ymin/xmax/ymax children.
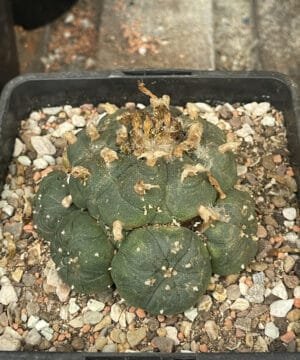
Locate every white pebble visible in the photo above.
<box><xmin>195</xmin><ymin>102</ymin><xmax>213</xmax><ymax>113</ymax></box>
<box><xmin>40</xmin><ymin>327</ymin><xmax>53</xmax><ymax>341</ymax></box>
<box><xmin>110</xmin><ymin>303</ymin><xmax>122</xmax><ymax>322</ymax></box>
<box><xmin>31</xmin><ymin>136</ymin><xmax>56</xmax><ymax>156</ymax></box>
<box><xmin>42</xmin><ymin>106</ymin><xmax>63</xmax><ymax>115</ymax></box>
<box><xmin>68</xmin><ymin>298</ymin><xmax>80</xmax><ymax>314</ymax></box>
<box><xmin>284</xmin><ymin>220</ymin><xmax>294</xmax><ymax>229</ymax></box>
<box><xmin>270</xmin><ymin>299</ymin><xmax>293</xmax><ymax>317</ymax></box>
<box><xmin>13</xmin><ymin>138</ymin><xmax>25</xmax><ymax>157</ymax></box>
<box><xmin>204</xmin><ymin>113</ymin><xmax>219</xmax><ymax>125</ymax></box>
<box><xmin>27</xmin><ymin>315</ymin><xmax>39</xmax><ymax>329</ymax></box>
<box><xmin>87</xmin><ymin>299</ymin><xmax>105</xmax><ymax>312</ymax></box>
<box><xmin>30</xmin><ymin>111</ymin><xmax>42</xmax><ymax>121</ymax></box>
<box><xmin>165</xmin><ymin>326</ymin><xmax>179</xmax><ymax>345</ymax></box>
<box><xmin>237</xmin><ymin>165</ymin><xmax>247</xmax><ymax>176</ymax></box>
<box><xmin>294</xmin><ymin>286</ymin><xmax>300</xmax><ymax>298</ymax></box>
<box><xmin>284</xmin><ymin>232</ymin><xmax>298</xmax><ymax>243</ymax></box>
<box><xmin>230</xmin><ymin>298</ymin><xmax>250</xmax><ymax>311</ymax></box>
<box><xmin>42</xmin><ymin>155</ymin><xmax>56</xmax><ymax>165</ymax></box>
<box><xmin>35</xmin><ymin>319</ymin><xmax>49</xmax><ymax>331</ymax></box>
<box><xmin>136</xmin><ymin>103</ymin><xmax>145</xmax><ymax>109</ymax></box>
<box><xmin>236</xmin><ymin>124</ymin><xmax>254</xmax><ymax>138</ymax></box>
<box><xmin>0</xmin><ymin>277</ymin><xmax>18</xmax><ymax>305</ymax></box>
<box><xmin>71</xmin><ymin>114</ymin><xmax>86</xmax><ymax>127</ymax></box>
<box><xmin>282</xmin><ymin>207</ymin><xmax>297</xmax><ymax>221</ymax></box>
<box><xmin>52</xmin><ymin>122</ymin><xmax>74</xmax><ymax>137</ymax></box>
<box><xmin>184</xmin><ymin>307</ymin><xmax>198</xmax><ymax>322</ymax></box>
<box><xmin>17</xmin><ymin>155</ymin><xmax>31</xmax><ymax>166</ymax></box>
<box><xmin>264</xmin><ymin>322</ymin><xmax>279</xmax><ymax>339</ymax></box>
<box><xmin>33</xmin><ymin>158</ymin><xmax>48</xmax><ymax>170</ymax></box>
<box><xmin>271</xmin><ymin>280</ymin><xmax>288</xmax><ymax>300</ymax></box>
<box><xmin>261</xmin><ymin>115</ymin><xmax>275</xmax><ymax>127</ymax></box>
<box><xmin>2</xmin><ymin>204</ymin><xmax>14</xmax><ymax>217</ymax></box>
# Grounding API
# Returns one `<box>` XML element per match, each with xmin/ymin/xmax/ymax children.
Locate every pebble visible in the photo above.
<box><xmin>204</xmin><ymin>320</ymin><xmax>219</xmax><ymax>340</ymax></box>
<box><xmin>30</xmin><ymin>111</ymin><xmax>42</xmax><ymax>121</ymax></box>
<box><xmin>165</xmin><ymin>326</ymin><xmax>179</xmax><ymax>345</ymax></box>
<box><xmin>56</xmin><ymin>283</ymin><xmax>70</xmax><ymax>302</ymax></box>
<box><xmin>2</xmin><ymin>204</ymin><xmax>14</xmax><ymax>217</ymax></box>
<box><xmin>17</xmin><ymin>155</ymin><xmax>31</xmax><ymax>166</ymax></box>
<box><xmin>127</xmin><ymin>327</ymin><xmax>147</xmax><ymax>347</ymax></box>
<box><xmin>33</xmin><ymin>158</ymin><xmax>48</xmax><ymax>170</ymax></box>
<box><xmin>270</xmin><ymin>299</ymin><xmax>294</xmax><ymax>317</ymax></box>
<box><xmin>282</xmin><ymin>207</ymin><xmax>297</xmax><ymax>221</ymax></box>
<box><xmin>52</xmin><ymin>122</ymin><xmax>74</xmax><ymax>137</ymax></box>
<box><xmin>195</xmin><ymin>102</ymin><xmax>213</xmax><ymax>113</ymax></box>
<box><xmin>234</xmin><ymin>317</ymin><xmax>251</xmax><ymax>332</ymax></box>
<box><xmin>40</xmin><ymin>327</ymin><xmax>53</xmax><ymax>341</ymax></box>
<box><xmin>283</xmin><ymin>274</ymin><xmax>299</xmax><ymax>289</ymax></box>
<box><xmin>294</xmin><ymin>286</ymin><xmax>300</xmax><ymax>298</ymax></box>
<box><xmin>151</xmin><ymin>336</ymin><xmax>174</xmax><ymax>352</ymax></box>
<box><xmin>102</xmin><ymin>344</ymin><xmax>117</xmax><ymax>352</ymax></box>
<box><xmin>13</xmin><ymin>138</ymin><xmax>25</xmax><ymax>157</ymax></box>
<box><xmin>110</xmin><ymin>303</ymin><xmax>122</xmax><ymax>322</ymax></box>
<box><xmin>110</xmin><ymin>328</ymin><xmax>126</xmax><ymax>344</ymax></box>
<box><xmin>83</xmin><ymin>311</ymin><xmax>103</xmax><ymax>325</ymax></box>
<box><xmin>42</xmin><ymin>106</ymin><xmax>63</xmax><ymax>115</ymax></box>
<box><xmin>31</xmin><ymin>136</ymin><xmax>56</xmax><ymax>156</ymax></box>
<box><xmin>254</xmin><ymin>336</ymin><xmax>268</xmax><ymax>352</ymax></box>
<box><xmin>68</xmin><ymin>298</ymin><xmax>80</xmax><ymax>314</ymax></box>
<box><xmin>237</xmin><ymin>165</ymin><xmax>247</xmax><ymax>176</ymax></box>
<box><xmin>184</xmin><ymin>307</ymin><xmax>198</xmax><ymax>322</ymax></box>
<box><xmin>93</xmin><ymin>315</ymin><xmax>111</xmax><ymax>332</ymax></box>
<box><xmin>197</xmin><ymin>294</ymin><xmax>213</xmax><ymax>312</ymax></box>
<box><xmin>230</xmin><ymin>298</ymin><xmax>250</xmax><ymax>311</ymax></box>
<box><xmin>284</xmin><ymin>256</ymin><xmax>296</xmax><ymax>273</ymax></box>
<box><xmin>4</xmin><ymin>222</ymin><xmax>23</xmax><ymax>240</ymax></box>
<box><xmin>261</xmin><ymin>115</ymin><xmax>275</xmax><ymax>127</ymax></box>
<box><xmin>0</xmin><ymin>277</ymin><xmax>18</xmax><ymax>305</ymax></box>
<box><xmin>212</xmin><ymin>285</ymin><xmax>227</xmax><ymax>302</ymax></box>
<box><xmin>22</xmin><ymin>273</ymin><xmax>36</xmax><ymax>287</ymax></box>
<box><xmin>246</xmin><ymin>284</ymin><xmax>265</xmax><ymax>303</ymax></box>
<box><xmin>71</xmin><ymin>337</ymin><xmax>85</xmax><ymax>350</ymax></box>
<box><xmin>71</xmin><ymin>114</ymin><xmax>86</xmax><ymax>127</ymax></box>
<box><xmin>28</xmin><ymin>315</ymin><xmax>39</xmax><ymax>328</ymax></box>
<box><xmin>95</xmin><ymin>336</ymin><xmax>107</xmax><ymax>350</ymax></box>
<box><xmin>236</xmin><ymin>124</ymin><xmax>254</xmax><ymax>138</ymax></box>
<box><xmin>125</xmin><ymin>311</ymin><xmax>135</xmax><ymax>325</ymax></box>
<box><xmin>0</xmin><ymin>335</ymin><xmax>21</xmax><ymax>351</ymax></box>
<box><xmin>69</xmin><ymin>316</ymin><xmax>84</xmax><ymax>328</ymax></box>
<box><xmin>271</xmin><ymin>280</ymin><xmax>288</xmax><ymax>300</ymax></box>
<box><xmin>226</xmin><ymin>284</ymin><xmax>241</xmax><ymax>300</ymax></box>
<box><xmin>25</xmin><ymin>328</ymin><xmax>42</xmax><ymax>346</ymax></box>
<box><xmin>35</xmin><ymin>319</ymin><xmax>49</xmax><ymax>331</ymax></box>
<box><xmin>42</xmin><ymin>155</ymin><xmax>55</xmax><ymax>165</ymax></box>
<box><xmin>239</xmin><ymin>279</ymin><xmax>249</xmax><ymax>296</ymax></box>
<box><xmin>87</xmin><ymin>299</ymin><xmax>105</xmax><ymax>312</ymax></box>
<box><xmin>265</xmin><ymin>322</ymin><xmax>279</xmax><ymax>339</ymax></box>
<box><xmin>257</xmin><ymin>225</ymin><xmax>267</xmax><ymax>238</ymax></box>
<box><xmin>287</xmin><ymin>309</ymin><xmax>300</xmax><ymax>322</ymax></box>
<box><xmin>252</xmin><ymin>272</ymin><xmax>265</xmax><ymax>285</ymax></box>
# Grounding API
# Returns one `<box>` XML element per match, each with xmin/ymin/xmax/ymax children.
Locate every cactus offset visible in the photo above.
<box><xmin>34</xmin><ymin>83</ymin><xmax>257</xmax><ymax>314</ymax></box>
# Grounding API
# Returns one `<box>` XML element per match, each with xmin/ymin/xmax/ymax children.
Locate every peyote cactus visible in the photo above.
<box><xmin>33</xmin><ymin>83</ymin><xmax>258</xmax><ymax>315</ymax></box>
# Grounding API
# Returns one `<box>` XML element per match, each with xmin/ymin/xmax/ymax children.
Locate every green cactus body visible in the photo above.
<box><xmin>111</xmin><ymin>226</ymin><xmax>211</xmax><ymax>315</ymax></box>
<box><xmin>51</xmin><ymin>210</ymin><xmax>114</xmax><ymax>293</ymax></box>
<box><xmin>34</xmin><ymin>83</ymin><xmax>258</xmax><ymax>313</ymax></box>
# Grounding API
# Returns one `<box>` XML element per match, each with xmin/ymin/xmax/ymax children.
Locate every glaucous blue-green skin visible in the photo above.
<box><xmin>204</xmin><ymin>189</ymin><xmax>258</xmax><ymax>275</ymax></box>
<box><xmin>111</xmin><ymin>226</ymin><xmax>212</xmax><ymax>315</ymax></box>
<box><xmin>51</xmin><ymin>210</ymin><xmax>114</xmax><ymax>293</ymax></box>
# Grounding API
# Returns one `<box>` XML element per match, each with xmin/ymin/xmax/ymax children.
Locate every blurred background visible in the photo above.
<box><xmin>1</xmin><ymin>0</ymin><xmax>300</xmax><ymax>90</ymax></box>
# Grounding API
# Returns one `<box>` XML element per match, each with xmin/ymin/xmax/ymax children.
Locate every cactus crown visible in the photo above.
<box><xmin>34</xmin><ymin>84</ymin><xmax>257</xmax><ymax>315</ymax></box>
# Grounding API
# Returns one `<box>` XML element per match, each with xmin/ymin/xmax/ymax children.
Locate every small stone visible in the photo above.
<box><xmin>204</xmin><ymin>320</ymin><xmax>219</xmax><ymax>340</ymax></box>
<box><xmin>284</xmin><ymin>256</ymin><xmax>296</xmax><ymax>273</ymax></box>
<box><xmin>237</xmin><ymin>165</ymin><xmax>247</xmax><ymax>176</ymax></box>
<box><xmin>83</xmin><ymin>311</ymin><xmax>103</xmax><ymax>325</ymax></box>
<box><xmin>234</xmin><ymin>318</ymin><xmax>252</xmax><ymax>332</ymax></box>
<box><xmin>59</xmin><ymin>306</ymin><xmax>69</xmax><ymax>320</ymax></box>
<box><xmin>95</xmin><ymin>336</ymin><xmax>107</xmax><ymax>350</ymax></box>
<box><xmin>42</xmin><ymin>155</ymin><xmax>55</xmax><ymax>165</ymax></box>
<box><xmin>119</xmin><ymin>311</ymin><xmax>127</xmax><ymax>328</ymax></box>
<box><xmin>247</xmin><ymin>304</ymin><xmax>268</xmax><ymax>318</ymax></box>
<box><xmin>195</xmin><ymin>102</ymin><xmax>213</xmax><ymax>113</ymax></box>
<box><xmin>110</xmin><ymin>303</ymin><xmax>122</xmax><ymax>322</ymax></box>
<box><xmin>33</xmin><ymin>158</ymin><xmax>48</xmax><ymax>170</ymax></box>
<box><xmin>35</xmin><ymin>319</ymin><xmax>49</xmax><ymax>331</ymax></box>
<box><xmin>22</xmin><ymin>273</ymin><xmax>36</xmax><ymax>287</ymax></box>
<box><xmin>265</xmin><ymin>322</ymin><xmax>279</xmax><ymax>339</ymax></box>
<box><xmin>257</xmin><ymin>225</ymin><xmax>267</xmax><ymax>238</ymax></box>
<box><xmin>2</xmin><ymin>204</ymin><xmax>14</xmax><ymax>217</ymax></box>
<box><xmin>294</xmin><ymin>286</ymin><xmax>300</xmax><ymax>298</ymax></box>
<box><xmin>28</xmin><ymin>315</ymin><xmax>39</xmax><ymax>328</ymax></box>
<box><xmin>125</xmin><ymin>311</ymin><xmax>135</xmax><ymax>325</ymax></box>
<box><xmin>18</xmin><ymin>155</ymin><xmax>31</xmax><ymax>166</ymax></box>
<box><xmin>165</xmin><ymin>326</ymin><xmax>179</xmax><ymax>345</ymax></box>
<box><xmin>246</xmin><ymin>284</ymin><xmax>264</xmax><ymax>303</ymax></box>
<box><xmin>272</xmin><ymin>195</ymin><xmax>286</xmax><ymax>208</ymax></box>
<box><xmin>283</xmin><ymin>208</ymin><xmax>297</xmax><ymax>221</ymax></box>
<box><xmin>283</xmin><ymin>274</ymin><xmax>299</xmax><ymax>289</ymax></box>
<box><xmin>127</xmin><ymin>327</ymin><xmax>147</xmax><ymax>347</ymax></box>
<box><xmin>261</xmin><ymin>115</ymin><xmax>275</xmax><ymax>127</ymax></box>
<box><xmin>197</xmin><ymin>294</ymin><xmax>213</xmax><ymax>312</ymax></box>
<box><xmin>0</xmin><ymin>277</ymin><xmax>18</xmax><ymax>305</ymax></box>
<box><xmin>13</xmin><ymin>138</ymin><xmax>25</xmax><ymax>157</ymax></box>
<box><xmin>93</xmin><ymin>315</ymin><xmax>111</xmax><ymax>332</ymax></box>
<box><xmin>52</xmin><ymin>122</ymin><xmax>74</xmax><ymax>137</ymax></box>
<box><xmin>56</xmin><ymin>283</ymin><xmax>70</xmax><ymax>302</ymax></box>
<box><xmin>68</xmin><ymin>298</ymin><xmax>80</xmax><ymax>314</ymax></box>
<box><xmin>4</xmin><ymin>222</ymin><xmax>23</xmax><ymax>240</ymax></box>
<box><xmin>110</xmin><ymin>328</ymin><xmax>126</xmax><ymax>344</ymax></box>
<box><xmin>236</xmin><ymin>124</ymin><xmax>254</xmax><ymax>138</ymax></box>
<box><xmin>184</xmin><ymin>307</ymin><xmax>198</xmax><ymax>322</ymax></box>
<box><xmin>25</xmin><ymin>328</ymin><xmax>42</xmax><ymax>346</ymax></box>
<box><xmin>87</xmin><ymin>299</ymin><xmax>105</xmax><ymax>312</ymax></box>
<box><xmin>69</xmin><ymin>316</ymin><xmax>84</xmax><ymax>328</ymax></box>
<box><xmin>151</xmin><ymin>336</ymin><xmax>174</xmax><ymax>352</ymax></box>
<box><xmin>226</xmin><ymin>284</ymin><xmax>241</xmax><ymax>300</ymax></box>
<box><xmin>71</xmin><ymin>337</ymin><xmax>85</xmax><ymax>350</ymax></box>
<box><xmin>71</xmin><ymin>114</ymin><xmax>86</xmax><ymax>127</ymax></box>
<box><xmin>0</xmin><ymin>335</ymin><xmax>21</xmax><ymax>351</ymax></box>
<box><xmin>270</xmin><ymin>299</ymin><xmax>294</xmax><ymax>317</ymax></box>
<box><xmin>43</xmin><ymin>106</ymin><xmax>63</xmax><ymax>115</ymax></box>
<box><xmin>102</xmin><ymin>344</ymin><xmax>117</xmax><ymax>352</ymax></box>
<box><xmin>212</xmin><ymin>285</ymin><xmax>227</xmax><ymax>302</ymax></box>
<box><xmin>40</xmin><ymin>327</ymin><xmax>53</xmax><ymax>341</ymax></box>
<box><xmin>287</xmin><ymin>309</ymin><xmax>300</xmax><ymax>322</ymax></box>
<box><xmin>11</xmin><ymin>268</ymin><xmax>24</xmax><ymax>283</ymax></box>
<box><xmin>31</xmin><ymin>136</ymin><xmax>56</xmax><ymax>156</ymax></box>
<box><xmin>253</xmin><ymin>272</ymin><xmax>265</xmax><ymax>285</ymax></box>
<box><xmin>230</xmin><ymin>298</ymin><xmax>250</xmax><ymax>311</ymax></box>
<box><xmin>272</xmin><ymin>280</ymin><xmax>288</xmax><ymax>300</ymax></box>
<box><xmin>280</xmin><ymin>331</ymin><xmax>296</xmax><ymax>344</ymax></box>
<box><xmin>254</xmin><ymin>336</ymin><xmax>268</xmax><ymax>352</ymax></box>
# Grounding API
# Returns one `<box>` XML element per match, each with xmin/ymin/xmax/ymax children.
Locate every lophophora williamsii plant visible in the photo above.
<box><xmin>34</xmin><ymin>83</ymin><xmax>258</xmax><ymax>315</ymax></box>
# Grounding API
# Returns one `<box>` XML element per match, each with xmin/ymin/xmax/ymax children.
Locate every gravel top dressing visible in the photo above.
<box><xmin>0</xmin><ymin>97</ymin><xmax>299</xmax><ymax>353</ymax></box>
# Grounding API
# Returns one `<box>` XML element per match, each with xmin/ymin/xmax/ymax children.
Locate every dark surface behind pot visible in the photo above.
<box><xmin>0</xmin><ymin>70</ymin><xmax>299</xmax><ymax>359</ymax></box>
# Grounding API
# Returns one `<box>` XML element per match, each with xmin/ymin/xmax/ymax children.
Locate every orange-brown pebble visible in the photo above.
<box><xmin>136</xmin><ymin>308</ymin><xmax>146</xmax><ymax>319</ymax></box>
<box><xmin>23</xmin><ymin>223</ymin><xmax>33</xmax><ymax>233</ymax></box>
<box><xmin>199</xmin><ymin>344</ymin><xmax>208</xmax><ymax>352</ymax></box>
<box><xmin>294</xmin><ymin>298</ymin><xmax>300</xmax><ymax>308</ymax></box>
<box><xmin>177</xmin><ymin>332</ymin><xmax>184</xmax><ymax>342</ymax></box>
<box><xmin>82</xmin><ymin>324</ymin><xmax>91</xmax><ymax>334</ymax></box>
<box><xmin>12</xmin><ymin>323</ymin><xmax>18</xmax><ymax>330</ymax></box>
<box><xmin>103</xmin><ymin>306</ymin><xmax>111</xmax><ymax>314</ymax></box>
<box><xmin>40</xmin><ymin>166</ymin><xmax>53</xmax><ymax>178</ymax></box>
<box><xmin>224</xmin><ymin>318</ymin><xmax>233</xmax><ymax>331</ymax></box>
<box><xmin>35</xmin><ymin>278</ymin><xmax>43</xmax><ymax>286</ymax></box>
<box><xmin>286</xmin><ymin>167</ymin><xmax>294</xmax><ymax>177</ymax></box>
<box><xmin>292</xmin><ymin>225</ymin><xmax>300</xmax><ymax>232</ymax></box>
<box><xmin>273</xmin><ymin>154</ymin><xmax>282</xmax><ymax>164</ymax></box>
<box><xmin>245</xmin><ymin>277</ymin><xmax>253</xmax><ymax>287</ymax></box>
<box><xmin>57</xmin><ymin>333</ymin><xmax>66</xmax><ymax>342</ymax></box>
<box><xmin>277</xmin><ymin>252</ymin><xmax>286</xmax><ymax>259</ymax></box>
<box><xmin>33</xmin><ymin>172</ymin><xmax>41</xmax><ymax>182</ymax></box>
<box><xmin>280</xmin><ymin>331</ymin><xmax>296</xmax><ymax>343</ymax></box>
<box><xmin>89</xmin><ymin>335</ymin><xmax>95</xmax><ymax>344</ymax></box>
<box><xmin>236</xmin><ymin>328</ymin><xmax>245</xmax><ymax>338</ymax></box>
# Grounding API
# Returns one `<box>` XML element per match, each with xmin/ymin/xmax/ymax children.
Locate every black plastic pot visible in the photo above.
<box><xmin>0</xmin><ymin>70</ymin><xmax>299</xmax><ymax>359</ymax></box>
